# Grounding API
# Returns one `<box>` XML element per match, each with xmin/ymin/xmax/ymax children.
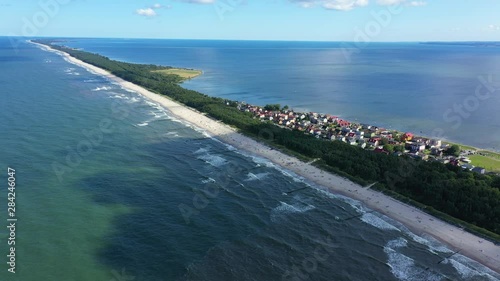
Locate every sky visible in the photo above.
<box><xmin>1</xmin><ymin>0</ymin><xmax>500</xmax><ymax>41</ymax></box>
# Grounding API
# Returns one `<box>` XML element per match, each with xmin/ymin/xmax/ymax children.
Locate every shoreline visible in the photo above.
<box><xmin>31</xmin><ymin>41</ymin><xmax>500</xmax><ymax>274</ymax></box>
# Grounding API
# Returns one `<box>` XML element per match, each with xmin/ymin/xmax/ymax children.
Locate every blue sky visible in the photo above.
<box><xmin>1</xmin><ymin>0</ymin><xmax>499</xmax><ymax>41</ymax></box>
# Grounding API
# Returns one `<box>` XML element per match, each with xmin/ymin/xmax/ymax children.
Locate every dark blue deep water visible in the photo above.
<box><xmin>0</xmin><ymin>37</ymin><xmax>499</xmax><ymax>280</ymax></box>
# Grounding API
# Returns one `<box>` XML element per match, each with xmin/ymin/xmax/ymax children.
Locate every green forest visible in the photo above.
<box><xmin>35</xmin><ymin>40</ymin><xmax>500</xmax><ymax>241</ymax></box>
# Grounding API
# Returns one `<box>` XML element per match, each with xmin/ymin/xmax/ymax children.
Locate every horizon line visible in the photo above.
<box><xmin>3</xmin><ymin>35</ymin><xmax>500</xmax><ymax>44</ymax></box>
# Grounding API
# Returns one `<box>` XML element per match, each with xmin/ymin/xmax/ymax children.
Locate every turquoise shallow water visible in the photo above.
<box><xmin>0</xmin><ymin>38</ymin><xmax>499</xmax><ymax>280</ymax></box>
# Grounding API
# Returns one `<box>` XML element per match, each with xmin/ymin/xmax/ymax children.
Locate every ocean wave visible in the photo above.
<box><xmin>444</xmin><ymin>255</ymin><xmax>500</xmax><ymax>281</ymax></box>
<box><xmin>202</xmin><ymin>177</ymin><xmax>216</xmax><ymax>184</ymax></box>
<box><xmin>270</xmin><ymin>201</ymin><xmax>315</xmax><ymax>223</ymax></box>
<box><xmin>120</xmin><ymin>86</ymin><xmax>137</xmax><ymax>93</ymax></box>
<box><xmin>361</xmin><ymin>212</ymin><xmax>401</xmax><ymax>232</ymax></box>
<box><xmin>109</xmin><ymin>94</ymin><xmax>128</xmax><ymax>99</ymax></box>
<box><xmin>127</xmin><ymin>97</ymin><xmax>141</xmax><ymax>103</ymax></box>
<box><xmin>148</xmin><ymin>110</ymin><xmax>169</xmax><ymax>118</ymax></box>
<box><xmin>63</xmin><ymin>67</ymin><xmax>80</xmax><ymax>75</ymax></box>
<box><xmin>407</xmin><ymin>232</ymin><xmax>453</xmax><ymax>254</ymax></box>
<box><xmin>137</xmin><ymin>122</ymin><xmax>149</xmax><ymax>127</ymax></box>
<box><xmin>384</xmin><ymin>238</ymin><xmax>443</xmax><ymax>281</ymax></box>
<box><xmin>92</xmin><ymin>86</ymin><xmax>113</xmax><ymax>92</ymax></box>
<box><xmin>164</xmin><ymin>131</ymin><xmax>180</xmax><ymax>137</ymax></box>
<box><xmin>244</xmin><ymin>172</ymin><xmax>270</xmax><ymax>182</ymax></box>
<box><xmin>83</xmin><ymin>79</ymin><xmax>99</xmax><ymax>83</ymax></box>
<box><xmin>194</xmin><ymin>147</ymin><xmax>210</xmax><ymax>154</ymax></box>
<box><xmin>197</xmin><ymin>153</ymin><xmax>228</xmax><ymax>167</ymax></box>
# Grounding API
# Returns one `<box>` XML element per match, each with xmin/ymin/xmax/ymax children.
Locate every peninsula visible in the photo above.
<box><xmin>31</xmin><ymin>39</ymin><xmax>500</xmax><ymax>273</ymax></box>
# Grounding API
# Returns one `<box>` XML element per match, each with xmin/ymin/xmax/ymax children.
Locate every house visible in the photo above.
<box><xmin>461</xmin><ymin>163</ymin><xmax>474</xmax><ymax>170</ymax></box>
<box><xmin>368</xmin><ymin>137</ymin><xmax>381</xmax><ymax>147</ymax></box>
<box><xmin>460</xmin><ymin>157</ymin><xmax>471</xmax><ymax>163</ymax></box>
<box><xmin>406</xmin><ymin>142</ymin><xmax>425</xmax><ymax>152</ymax></box>
<box><xmin>472</xmin><ymin>167</ymin><xmax>486</xmax><ymax>174</ymax></box>
<box><xmin>431</xmin><ymin>147</ymin><xmax>443</xmax><ymax>157</ymax></box>
<box><xmin>341</xmin><ymin>127</ymin><xmax>352</xmax><ymax>133</ymax></box>
<box><xmin>337</xmin><ymin>119</ymin><xmax>350</xmax><ymax>127</ymax></box>
<box><xmin>401</xmin><ymin>132</ymin><xmax>414</xmax><ymax>142</ymax></box>
<box><xmin>429</xmin><ymin>139</ymin><xmax>442</xmax><ymax>147</ymax></box>
<box><xmin>360</xmin><ymin>143</ymin><xmax>367</xmax><ymax>149</ymax></box>
<box><xmin>414</xmin><ymin>138</ymin><xmax>430</xmax><ymax>146</ymax></box>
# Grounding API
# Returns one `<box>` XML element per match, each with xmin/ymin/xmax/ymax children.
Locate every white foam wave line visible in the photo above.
<box><xmin>384</xmin><ymin>238</ymin><xmax>443</xmax><ymax>281</ymax></box>
<box><xmin>137</xmin><ymin>122</ymin><xmax>149</xmax><ymax>127</ymax></box>
<box><xmin>361</xmin><ymin>212</ymin><xmax>401</xmax><ymax>232</ymax></box>
<box><xmin>270</xmin><ymin>201</ymin><xmax>316</xmax><ymax>223</ymax></box>
<box><xmin>127</xmin><ymin>97</ymin><xmax>141</xmax><ymax>104</ymax></box>
<box><xmin>92</xmin><ymin>86</ymin><xmax>113</xmax><ymax>92</ymax></box>
<box><xmin>444</xmin><ymin>255</ymin><xmax>500</xmax><ymax>281</ymax></box>
<box><xmin>201</xmin><ymin>177</ymin><xmax>216</xmax><ymax>184</ymax></box>
<box><xmin>193</xmin><ymin>147</ymin><xmax>209</xmax><ymax>154</ymax></box>
<box><xmin>120</xmin><ymin>86</ymin><xmax>137</xmax><ymax>93</ymax></box>
<box><xmin>196</xmin><ymin>153</ymin><xmax>228</xmax><ymax>167</ymax></box>
<box><xmin>164</xmin><ymin>132</ymin><xmax>180</xmax><ymax>137</ymax></box>
<box><xmin>407</xmin><ymin>232</ymin><xmax>453</xmax><ymax>254</ymax></box>
<box><xmin>244</xmin><ymin>172</ymin><xmax>270</xmax><ymax>182</ymax></box>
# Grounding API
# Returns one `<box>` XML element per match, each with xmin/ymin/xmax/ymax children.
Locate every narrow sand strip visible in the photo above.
<box><xmin>32</xmin><ymin>41</ymin><xmax>500</xmax><ymax>273</ymax></box>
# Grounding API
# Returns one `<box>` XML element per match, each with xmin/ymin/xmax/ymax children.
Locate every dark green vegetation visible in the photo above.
<box><xmin>34</xmin><ymin>40</ymin><xmax>500</xmax><ymax>241</ymax></box>
<box><xmin>446</xmin><ymin>144</ymin><xmax>461</xmax><ymax>157</ymax></box>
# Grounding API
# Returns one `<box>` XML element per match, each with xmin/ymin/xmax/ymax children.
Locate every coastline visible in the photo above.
<box><xmin>31</xmin><ymin>41</ymin><xmax>500</xmax><ymax>273</ymax></box>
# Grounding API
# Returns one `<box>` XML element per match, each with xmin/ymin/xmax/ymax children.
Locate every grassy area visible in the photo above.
<box><xmin>153</xmin><ymin>68</ymin><xmax>202</xmax><ymax>80</ymax></box>
<box><xmin>443</xmin><ymin>141</ymin><xmax>478</xmax><ymax>151</ymax></box>
<box><xmin>482</xmin><ymin>150</ymin><xmax>500</xmax><ymax>159</ymax></box>
<box><xmin>469</xmin><ymin>154</ymin><xmax>500</xmax><ymax>172</ymax></box>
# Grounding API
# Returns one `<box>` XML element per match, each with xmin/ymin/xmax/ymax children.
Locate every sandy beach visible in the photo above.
<box><xmin>32</xmin><ymin>41</ymin><xmax>500</xmax><ymax>273</ymax></box>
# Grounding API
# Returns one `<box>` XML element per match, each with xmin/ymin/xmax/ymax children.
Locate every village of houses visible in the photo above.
<box><xmin>238</xmin><ymin>103</ymin><xmax>489</xmax><ymax>175</ymax></box>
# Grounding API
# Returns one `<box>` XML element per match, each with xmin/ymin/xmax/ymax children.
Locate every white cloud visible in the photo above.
<box><xmin>136</xmin><ymin>3</ymin><xmax>172</xmax><ymax>17</ymax></box>
<box><xmin>176</xmin><ymin>0</ymin><xmax>216</xmax><ymax>4</ymax></box>
<box><xmin>408</xmin><ymin>1</ymin><xmax>426</xmax><ymax>6</ymax></box>
<box><xmin>376</xmin><ymin>0</ymin><xmax>404</xmax><ymax>5</ymax></box>
<box><xmin>488</xmin><ymin>24</ymin><xmax>500</xmax><ymax>31</ymax></box>
<box><xmin>290</xmin><ymin>0</ymin><xmax>369</xmax><ymax>11</ymax></box>
<box><xmin>377</xmin><ymin>0</ymin><xmax>427</xmax><ymax>6</ymax></box>
<box><xmin>136</xmin><ymin>8</ymin><xmax>157</xmax><ymax>17</ymax></box>
<box><xmin>290</xmin><ymin>0</ymin><xmax>424</xmax><ymax>10</ymax></box>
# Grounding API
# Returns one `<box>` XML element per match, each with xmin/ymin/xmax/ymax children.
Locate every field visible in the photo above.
<box><xmin>153</xmin><ymin>68</ymin><xmax>202</xmax><ymax>80</ymax></box>
<box><xmin>469</xmin><ymin>154</ymin><xmax>500</xmax><ymax>172</ymax></box>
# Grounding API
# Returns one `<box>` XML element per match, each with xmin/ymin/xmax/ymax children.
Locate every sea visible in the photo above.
<box><xmin>0</xmin><ymin>37</ymin><xmax>499</xmax><ymax>281</ymax></box>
